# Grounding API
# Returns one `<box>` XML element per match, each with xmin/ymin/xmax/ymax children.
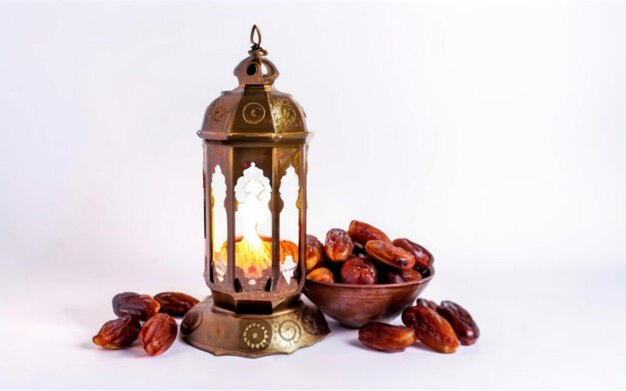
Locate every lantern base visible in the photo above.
<box><xmin>180</xmin><ymin>296</ymin><xmax>330</xmax><ymax>358</ymax></box>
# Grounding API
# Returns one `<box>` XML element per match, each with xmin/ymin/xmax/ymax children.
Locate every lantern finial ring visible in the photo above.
<box><xmin>250</xmin><ymin>24</ymin><xmax>261</xmax><ymax>47</ymax></box>
<box><xmin>249</xmin><ymin>24</ymin><xmax>268</xmax><ymax>57</ymax></box>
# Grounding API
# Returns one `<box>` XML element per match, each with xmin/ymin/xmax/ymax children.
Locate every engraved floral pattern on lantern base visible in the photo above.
<box><xmin>242</xmin><ymin>320</ymin><xmax>271</xmax><ymax>350</ymax></box>
<box><xmin>181</xmin><ymin>297</ymin><xmax>330</xmax><ymax>357</ymax></box>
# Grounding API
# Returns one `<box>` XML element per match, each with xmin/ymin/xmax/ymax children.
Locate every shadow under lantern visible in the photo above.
<box><xmin>181</xmin><ymin>25</ymin><xmax>329</xmax><ymax>358</ymax></box>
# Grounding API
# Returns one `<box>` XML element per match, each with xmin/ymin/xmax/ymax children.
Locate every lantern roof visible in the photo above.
<box><xmin>198</xmin><ymin>25</ymin><xmax>309</xmax><ymax>143</ymax></box>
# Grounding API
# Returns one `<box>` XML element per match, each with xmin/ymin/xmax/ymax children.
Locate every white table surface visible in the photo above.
<box><xmin>1</xmin><ymin>260</ymin><xmax>624</xmax><ymax>389</ymax></box>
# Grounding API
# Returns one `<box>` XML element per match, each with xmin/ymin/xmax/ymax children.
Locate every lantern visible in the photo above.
<box><xmin>181</xmin><ymin>26</ymin><xmax>329</xmax><ymax>358</ymax></box>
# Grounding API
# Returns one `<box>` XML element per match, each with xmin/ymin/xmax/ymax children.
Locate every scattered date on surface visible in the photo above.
<box><xmin>365</xmin><ymin>240</ymin><xmax>415</xmax><ymax>271</ymax></box>
<box><xmin>324</xmin><ymin>228</ymin><xmax>354</xmax><ymax>262</ymax></box>
<box><xmin>92</xmin><ymin>313</ymin><xmax>141</xmax><ymax>349</ymax></box>
<box><xmin>402</xmin><ymin>304</ymin><xmax>459</xmax><ymax>354</ymax></box>
<box><xmin>348</xmin><ymin>220</ymin><xmax>390</xmax><ymax>245</ymax></box>
<box><xmin>436</xmin><ymin>301</ymin><xmax>480</xmax><ymax>346</ymax></box>
<box><xmin>358</xmin><ymin>322</ymin><xmax>417</xmax><ymax>352</ymax></box>
<box><xmin>139</xmin><ymin>313</ymin><xmax>178</xmax><ymax>356</ymax></box>
<box><xmin>112</xmin><ymin>292</ymin><xmax>160</xmax><ymax>321</ymax></box>
<box><xmin>154</xmin><ymin>292</ymin><xmax>199</xmax><ymax>317</ymax></box>
<box><xmin>415</xmin><ymin>298</ymin><xmax>439</xmax><ymax>312</ymax></box>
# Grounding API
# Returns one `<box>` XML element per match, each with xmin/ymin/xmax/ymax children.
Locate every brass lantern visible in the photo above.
<box><xmin>181</xmin><ymin>26</ymin><xmax>329</xmax><ymax>357</ymax></box>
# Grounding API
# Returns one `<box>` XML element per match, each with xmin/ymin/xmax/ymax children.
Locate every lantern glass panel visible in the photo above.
<box><xmin>210</xmin><ymin>165</ymin><xmax>228</xmax><ymax>283</ymax></box>
<box><xmin>278</xmin><ymin>165</ymin><xmax>300</xmax><ymax>286</ymax></box>
<box><xmin>233</xmin><ymin>161</ymin><xmax>273</xmax><ymax>291</ymax></box>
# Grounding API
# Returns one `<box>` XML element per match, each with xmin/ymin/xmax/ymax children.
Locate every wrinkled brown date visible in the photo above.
<box><xmin>400</xmin><ymin>269</ymin><xmax>422</xmax><ymax>282</ymax></box>
<box><xmin>113</xmin><ymin>292</ymin><xmax>160</xmax><ymax>321</ymax></box>
<box><xmin>415</xmin><ymin>298</ymin><xmax>439</xmax><ymax>311</ymax></box>
<box><xmin>306</xmin><ymin>234</ymin><xmax>325</xmax><ymax>272</ymax></box>
<box><xmin>402</xmin><ymin>305</ymin><xmax>459</xmax><ymax>353</ymax></box>
<box><xmin>340</xmin><ymin>257</ymin><xmax>377</xmax><ymax>285</ymax></box>
<box><xmin>437</xmin><ymin>301</ymin><xmax>480</xmax><ymax>346</ymax></box>
<box><xmin>306</xmin><ymin>267</ymin><xmax>335</xmax><ymax>283</ymax></box>
<box><xmin>92</xmin><ymin>313</ymin><xmax>141</xmax><ymax>349</ymax></box>
<box><xmin>348</xmin><ymin>220</ymin><xmax>391</xmax><ymax>245</ymax></box>
<box><xmin>139</xmin><ymin>313</ymin><xmax>178</xmax><ymax>356</ymax></box>
<box><xmin>324</xmin><ymin>228</ymin><xmax>354</xmax><ymax>262</ymax></box>
<box><xmin>358</xmin><ymin>322</ymin><xmax>417</xmax><ymax>352</ymax></box>
<box><xmin>384</xmin><ymin>269</ymin><xmax>422</xmax><ymax>284</ymax></box>
<box><xmin>365</xmin><ymin>240</ymin><xmax>415</xmax><ymax>271</ymax></box>
<box><xmin>392</xmin><ymin>238</ymin><xmax>433</xmax><ymax>270</ymax></box>
<box><xmin>154</xmin><ymin>292</ymin><xmax>199</xmax><ymax>317</ymax></box>
<box><xmin>384</xmin><ymin>272</ymin><xmax>405</xmax><ymax>284</ymax></box>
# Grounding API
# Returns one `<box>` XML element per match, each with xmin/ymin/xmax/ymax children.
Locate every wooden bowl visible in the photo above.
<box><xmin>303</xmin><ymin>266</ymin><xmax>435</xmax><ymax>328</ymax></box>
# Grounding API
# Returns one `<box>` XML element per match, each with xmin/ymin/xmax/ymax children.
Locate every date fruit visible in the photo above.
<box><xmin>384</xmin><ymin>269</ymin><xmax>422</xmax><ymax>284</ymax></box>
<box><xmin>154</xmin><ymin>292</ymin><xmax>199</xmax><ymax>317</ymax></box>
<box><xmin>415</xmin><ymin>298</ymin><xmax>439</xmax><ymax>311</ymax></box>
<box><xmin>384</xmin><ymin>272</ymin><xmax>405</xmax><ymax>284</ymax></box>
<box><xmin>402</xmin><ymin>305</ymin><xmax>459</xmax><ymax>353</ymax></box>
<box><xmin>305</xmin><ymin>234</ymin><xmax>325</xmax><ymax>272</ymax></box>
<box><xmin>437</xmin><ymin>301</ymin><xmax>480</xmax><ymax>346</ymax></box>
<box><xmin>139</xmin><ymin>313</ymin><xmax>178</xmax><ymax>356</ymax></box>
<box><xmin>113</xmin><ymin>292</ymin><xmax>160</xmax><ymax>321</ymax></box>
<box><xmin>340</xmin><ymin>257</ymin><xmax>377</xmax><ymax>285</ymax></box>
<box><xmin>324</xmin><ymin>228</ymin><xmax>354</xmax><ymax>262</ymax></box>
<box><xmin>358</xmin><ymin>322</ymin><xmax>417</xmax><ymax>352</ymax></box>
<box><xmin>400</xmin><ymin>269</ymin><xmax>422</xmax><ymax>282</ymax></box>
<box><xmin>402</xmin><ymin>299</ymin><xmax>439</xmax><ymax>326</ymax></box>
<box><xmin>392</xmin><ymin>238</ymin><xmax>433</xmax><ymax>270</ymax></box>
<box><xmin>348</xmin><ymin>220</ymin><xmax>391</xmax><ymax>245</ymax></box>
<box><xmin>280</xmin><ymin>240</ymin><xmax>299</xmax><ymax>263</ymax></box>
<box><xmin>306</xmin><ymin>267</ymin><xmax>335</xmax><ymax>283</ymax></box>
<box><xmin>92</xmin><ymin>313</ymin><xmax>141</xmax><ymax>349</ymax></box>
<box><xmin>365</xmin><ymin>240</ymin><xmax>415</xmax><ymax>271</ymax></box>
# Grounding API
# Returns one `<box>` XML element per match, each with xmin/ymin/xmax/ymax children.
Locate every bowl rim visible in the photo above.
<box><xmin>304</xmin><ymin>264</ymin><xmax>435</xmax><ymax>289</ymax></box>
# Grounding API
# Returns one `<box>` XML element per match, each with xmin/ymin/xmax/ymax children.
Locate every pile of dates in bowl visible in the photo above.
<box><xmin>303</xmin><ymin>220</ymin><xmax>479</xmax><ymax>354</ymax></box>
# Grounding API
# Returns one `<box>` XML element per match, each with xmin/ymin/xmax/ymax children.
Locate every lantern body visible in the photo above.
<box><xmin>199</xmin><ymin>54</ymin><xmax>310</xmax><ymax>314</ymax></box>
<box><xmin>181</xmin><ymin>27</ymin><xmax>329</xmax><ymax>357</ymax></box>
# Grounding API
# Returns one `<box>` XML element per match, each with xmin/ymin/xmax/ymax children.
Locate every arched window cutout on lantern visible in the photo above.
<box><xmin>279</xmin><ymin>165</ymin><xmax>300</xmax><ymax>285</ymax></box>
<box><xmin>234</xmin><ymin>163</ymin><xmax>273</xmax><ymax>290</ymax></box>
<box><xmin>211</xmin><ymin>165</ymin><xmax>228</xmax><ymax>282</ymax></box>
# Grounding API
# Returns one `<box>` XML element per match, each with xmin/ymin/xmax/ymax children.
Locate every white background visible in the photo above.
<box><xmin>1</xmin><ymin>0</ymin><xmax>625</xmax><ymax>389</ymax></box>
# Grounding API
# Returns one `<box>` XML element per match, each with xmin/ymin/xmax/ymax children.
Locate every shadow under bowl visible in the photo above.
<box><xmin>303</xmin><ymin>265</ymin><xmax>435</xmax><ymax>328</ymax></box>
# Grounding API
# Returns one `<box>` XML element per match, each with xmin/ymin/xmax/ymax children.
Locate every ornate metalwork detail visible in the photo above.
<box><xmin>242</xmin><ymin>321</ymin><xmax>271</xmax><ymax>350</ymax></box>
<box><xmin>272</xmin><ymin>98</ymin><xmax>297</xmax><ymax>132</ymax></box>
<box><xmin>211</xmin><ymin>104</ymin><xmax>227</xmax><ymax>122</ymax></box>
<box><xmin>242</xmin><ymin>102</ymin><xmax>266</xmax><ymax>124</ymax></box>
<box><xmin>278</xmin><ymin>319</ymin><xmax>301</xmax><ymax>343</ymax></box>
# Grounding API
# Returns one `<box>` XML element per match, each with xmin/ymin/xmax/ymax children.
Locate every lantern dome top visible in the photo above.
<box><xmin>198</xmin><ymin>25</ymin><xmax>309</xmax><ymax>143</ymax></box>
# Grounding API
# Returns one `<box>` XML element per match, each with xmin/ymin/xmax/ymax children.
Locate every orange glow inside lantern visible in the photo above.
<box><xmin>211</xmin><ymin>162</ymin><xmax>299</xmax><ymax>292</ymax></box>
